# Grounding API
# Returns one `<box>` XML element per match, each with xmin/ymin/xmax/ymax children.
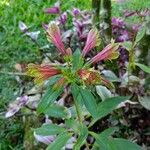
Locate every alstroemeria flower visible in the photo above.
<box><xmin>90</xmin><ymin>41</ymin><xmax>120</xmax><ymax>64</ymax></box>
<box><xmin>82</xmin><ymin>28</ymin><xmax>100</xmax><ymax>57</ymax></box>
<box><xmin>47</xmin><ymin>23</ymin><xmax>66</xmax><ymax>55</ymax></box>
<box><xmin>78</xmin><ymin>69</ymin><xmax>113</xmax><ymax>87</ymax></box>
<box><xmin>27</xmin><ymin>64</ymin><xmax>61</xmax><ymax>84</ymax></box>
<box><xmin>78</xmin><ymin>69</ymin><xmax>101</xmax><ymax>85</ymax></box>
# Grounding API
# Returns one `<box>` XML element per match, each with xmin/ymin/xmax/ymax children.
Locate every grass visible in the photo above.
<box><xmin>112</xmin><ymin>0</ymin><xmax>150</xmax><ymax>17</ymax></box>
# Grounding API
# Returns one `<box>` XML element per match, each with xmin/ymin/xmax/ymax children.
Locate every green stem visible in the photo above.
<box><xmin>74</xmin><ymin>99</ymin><xmax>82</xmax><ymax>123</ymax></box>
<box><xmin>92</xmin><ymin>0</ymin><xmax>101</xmax><ymax>28</ymax></box>
<box><xmin>85</xmin><ymin>141</ymin><xmax>90</xmax><ymax>150</ymax></box>
<box><xmin>74</xmin><ymin>99</ymin><xmax>90</xmax><ymax>149</ymax></box>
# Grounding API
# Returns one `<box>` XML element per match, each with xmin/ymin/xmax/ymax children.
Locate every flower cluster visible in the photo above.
<box><xmin>27</xmin><ymin>23</ymin><xmax>119</xmax><ymax>88</ymax></box>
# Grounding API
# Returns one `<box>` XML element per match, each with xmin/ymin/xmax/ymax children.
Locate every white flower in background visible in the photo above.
<box><xmin>26</xmin><ymin>31</ymin><xmax>40</xmax><ymax>41</ymax></box>
<box><xmin>5</xmin><ymin>96</ymin><xmax>29</xmax><ymax>118</ymax></box>
<box><xmin>18</xmin><ymin>21</ymin><xmax>28</xmax><ymax>32</ymax></box>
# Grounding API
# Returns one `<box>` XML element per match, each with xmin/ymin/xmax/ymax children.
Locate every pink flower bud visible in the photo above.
<box><xmin>82</xmin><ymin>28</ymin><xmax>100</xmax><ymax>57</ymax></box>
<box><xmin>90</xmin><ymin>42</ymin><xmax>119</xmax><ymax>64</ymax></box>
<box><xmin>47</xmin><ymin>23</ymin><xmax>66</xmax><ymax>55</ymax></box>
<box><xmin>27</xmin><ymin>64</ymin><xmax>61</xmax><ymax>84</ymax></box>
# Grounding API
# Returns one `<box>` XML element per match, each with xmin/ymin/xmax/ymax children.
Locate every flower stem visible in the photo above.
<box><xmin>74</xmin><ymin>99</ymin><xmax>82</xmax><ymax>123</ymax></box>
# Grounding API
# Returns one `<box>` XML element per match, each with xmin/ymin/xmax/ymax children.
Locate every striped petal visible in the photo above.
<box><xmin>47</xmin><ymin>23</ymin><xmax>66</xmax><ymax>55</ymax></box>
<box><xmin>82</xmin><ymin>28</ymin><xmax>100</xmax><ymax>57</ymax></box>
<box><xmin>27</xmin><ymin>64</ymin><xmax>60</xmax><ymax>84</ymax></box>
<box><xmin>90</xmin><ymin>41</ymin><xmax>119</xmax><ymax>64</ymax></box>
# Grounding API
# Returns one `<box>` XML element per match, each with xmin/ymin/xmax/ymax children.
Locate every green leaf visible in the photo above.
<box><xmin>46</xmin><ymin>132</ymin><xmax>72</xmax><ymax>150</ymax></box>
<box><xmin>122</xmin><ymin>41</ymin><xmax>132</xmax><ymax>51</ymax></box>
<box><xmin>65</xmin><ymin>118</ymin><xmax>80</xmax><ymax>133</ymax></box>
<box><xmin>96</xmin><ymin>85</ymin><xmax>112</xmax><ymax>101</ymax></box>
<box><xmin>138</xmin><ymin>96</ymin><xmax>150</xmax><ymax>110</ymax></box>
<box><xmin>37</xmin><ymin>87</ymin><xmax>63</xmax><ymax>113</ymax></box>
<box><xmin>109</xmin><ymin>138</ymin><xmax>142</xmax><ymax>150</ymax></box>
<box><xmin>90</xmin><ymin>132</ymin><xmax>142</xmax><ymax>150</ymax></box>
<box><xmin>72</xmin><ymin>49</ymin><xmax>84</xmax><ymax>71</ymax></box>
<box><xmin>44</xmin><ymin>104</ymin><xmax>71</xmax><ymax>119</ymax></box>
<box><xmin>71</xmin><ymin>84</ymin><xmax>84</xmax><ymax>106</ymax></box>
<box><xmin>96</xmin><ymin>96</ymin><xmax>129</xmax><ymax>120</ymax></box>
<box><xmin>73</xmin><ymin>124</ymin><xmax>88</xmax><ymax>150</ymax></box>
<box><xmin>47</xmin><ymin>75</ymin><xmax>62</xmax><ymax>86</ymax></box>
<box><xmin>135</xmin><ymin>27</ymin><xmax>146</xmax><ymax>43</ymax></box>
<box><xmin>90</xmin><ymin>131</ymin><xmax>109</xmax><ymax>150</ymax></box>
<box><xmin>135</xmin><ymin>63</ymin><xmax>150</xmax><ymax>74</ymax></box>
<box><xmin>34</xmin><ymin>124</ymin><xmax>66</xmax><ymax>136</ymax></box>
<box><xmin>102</xmin><ymin>70</ymin><xmax>120</xmax><ymax>82</ymax></box>
<box><xmin>99</xmin><ymin>127</ymin><xmax>119</xmax><ymax>139</ymax></box>
<box><xmin>79</xmin><ymin>87</ymin><xmax>98</xmax><ymax>118</ymax></box>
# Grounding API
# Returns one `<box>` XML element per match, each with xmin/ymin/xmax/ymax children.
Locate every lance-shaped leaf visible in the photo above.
<box><xmin>135</xmin><ymin>63</ymin><xmax>150</xmax><ymax>74</ymax></box>
<box><xmin>73</xmin><ymin>124</ymin><xmax>88</xmax><ymax>150</ymax></box>
<box><xmin>82</xmin><ymin>28</ymin><xmax>100</xmax><ymax>57</ymax></box>
<box><xmin>65</xmin><ymin>119</ymin><xmax>80</xmax><ymax>133</ymax></box>
<box><xmin>72</xmin><ymin>49</ymin><xmax>84</xmax><ymax>71</ymax></box>
<box><xmin>89</xmin><ymin>96</ymin><xmax>129</xmax><ymax>127</ymax></box>
<box><xmin>96</xmin><ymin>96</ymin><xmax>129</xmax><ymax>120</ymax></box>
<box><xmin>109</xmin><ymin>138</ymin><xmax>142</xmax><ymax>150</ymax></box>
<box><xmin>37</xmin><ymin>86</ymin><xmax>63</xmax><ymax>113</ymax></box>
<box><xmin>90</xmin><ymin>132</ymin><xmax>142</xmax><ymax>150</ymax></box>
<box><xmin>71</xmin><ymin>84</ymin><xmax>84</xmax><ymax>107</ymax></box>
<box><xmin>79</xmin><ymin>87</ymin><xmax>98</xmax><ymax>118</ymax></box>
<box><xmin>98</xmin><ymin>127</ymin><xmax>119</xmax><ymax>139</ymax></box>
<box><xmin>44</xmin><ymin>104</ymin><xmax>71</xmax><ymax>119</ymax></box>
<box><xmin>96</xmin><ymin>85</ymin><xmax>112</xmax><ymax>101</ymax></box>
<box><xmin>46</xmin><ymin>132</ymin><xmax>72</xmax><ymax>150</ymax></box>
<box><xmin>135</xmin><ymin>27</ymin><xmax>146</xmax><ymax>43</ymax></box>
<box><xmin>34</xmin><ymin>124</ymin><xmax>66</xmax><ymax>136</ymax></box>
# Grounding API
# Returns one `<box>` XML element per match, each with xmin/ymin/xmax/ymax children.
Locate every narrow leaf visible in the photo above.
<box><xmin>80</xmin><ymin>87</ymin><xmax>98</xmax><ymax>118</ymax></box>
<box><xmin>65</xmin><ymin>119</ymin><xmax>80</xmax><ymax>133</ymax></box>
<box><xmin>135</xmin><ymin>63</ymin><xmax>150</xmax><ymax>74</ymax></box>
<box><xmin>96</xmin><ymin>96</ymin><xmax>129</xmax><ymax>120</ymax></box>
<box><xmin>72</xmin><ymin>49</ymin><xmax>84</xmax><ymax>71</ymax></box>
<box><xmin>73</xmin><ymin>124</ymin><xmax>88</xmax><ymax>150</ymax></box>
<box><xmin>90</xmin><ymin>132</ymin><xmax>109</xmax><ymax>150</ymax></box>
<box><xmin>46</xmin><ymin>132</ymin><xmax>72</xmax><ymax>150</ymax></box>
<box><xmin>102</xmin><ymin>70</ymin><xmax>120</xmax><ymax>82</ymax></box>
<box><xmin>122</xmin><ymin>41</ymin><xmax>132</xmax><ymax>51</ymax></box>
<box><xmin>135</xmin><ymin>27</ymin><xmax>146</xmax><ymax>43</ymax></box>
<box><xmin>37</xmin><ymin>87</ymin><xmax>63</xmax><ymax>113</ymax></box>
<box><xmin>71</xmin><ymin>84</ymin><xmax>84</xmax><ymax>106</ymax></box>
<box><xmin>96</xmin><ymin>85</ymin><xmax>112</xmax><ymax>101</ymax></box>
<box><xmin>138</xmin><ymin>96</ymin><xmax>150</xmax><ymax>110</ymax></box>
<box><xmin>109</xmin><ymin>138</ymin><xmax>142</xmax><ymax>150</ymax></box>
<box><xmin>44</xmin><ymin>104</ymin><xmax>71</xmax><ymax>119</ymax></box>
<box><xmin>34</xmin><ymin>124</ymin><xmax>66</xmax><ymax>136</ymax></box>
<box><xmin>99</xmin><ymin>127</ymin><xmax>119</xmax><ymax>139</ymax></box>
